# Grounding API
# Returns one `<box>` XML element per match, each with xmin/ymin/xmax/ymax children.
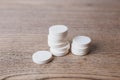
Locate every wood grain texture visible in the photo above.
<box><xmin>0</xmin><ymin>0</ymin><xmax>120</xmax><ymax>80</ymax></box>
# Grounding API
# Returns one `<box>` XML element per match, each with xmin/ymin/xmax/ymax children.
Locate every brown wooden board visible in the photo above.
<box><xmin>0</xmin><ymin>0</ymin><xmax>120</xmax><ymax>80</ymax></box>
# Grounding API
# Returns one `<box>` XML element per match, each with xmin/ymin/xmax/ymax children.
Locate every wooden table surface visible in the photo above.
<box><xmin>0</xmin><ymin>0</ymin><xmax>120</xmax><ymax>80</ymax></box>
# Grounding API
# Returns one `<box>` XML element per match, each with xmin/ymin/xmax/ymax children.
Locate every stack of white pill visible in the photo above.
<box><xmin>48</xmin><ymin>25</ymin><xmax>70</xmax><ymax>56</ymax></box>
<box><xmin>32</xmin><ymin>26</ymin><xmax>92</xmax><ymax>65</ymax></box>
<box><xmin>71</xmin><ymin>36</ymin><xmax>91</xmax><ymax>56</ymax></box>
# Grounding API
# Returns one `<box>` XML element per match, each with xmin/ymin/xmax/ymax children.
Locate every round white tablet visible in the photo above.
<box><xmin>50</xmin><ymin>42</ymin><xmax>70</xmax><ymax>52</ymax></box>
<box><xmin>71</xmin><ymin>48</ymin><xmax>89</xmax><ymax>56</ymax></box>
<box><xmin>48</xmin><ymin>37</ymin><xmax>67</xmax><ymax>43</ymax></box>
<box><xmin>48</xmin><ymin>40</ymin><xmax>68</xmax><ymax>48</ymax></box>
<box><xmin>72</xmin><ymin>46</ymin><xmax>89</xmax><ymax>52</ymax></box>
<box><xmin>50</xmin><ymin>48</ymin><xmax>69</xmax><ymax>57</ymax></box>
<box><xmin>48</xmin><ymin>34</ymin><xmax>67</xmax><ymax>41</ymax></box>
<box><xmin>32</xmin><ymin>51</ymin><xmax>52</xmax><ymax>64</ymax></box>
<box><xmin>71</xmin><ymin>43</ymin><xmax>89</xmax><ymax>50</ymax></box>
<box><xmin>49</xmin><ymin>25</ymin><xmax>68</xmax><ymax>36</ymax></box>
<box><xmin>72</xmin><ymin>36</ymin><xmax>91</xmax><ymax>47</ymax></box>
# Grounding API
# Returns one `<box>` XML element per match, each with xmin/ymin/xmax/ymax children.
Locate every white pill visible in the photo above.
<box><xmin>50</xmin><ymin>48</ymin><xmax>69</xmax><ymax>57</ymax></box>
<box><xmin>48</xmin><ymin>34</ymin><xmax>67</xmax><ymax>41</ymax></box>
<box><xmin>71</xmin><ymin>48</ymin><xmax>89</xmax><ymax>56</ymax></box>
<box><xmin>72</xmin><ymin>46</ymin><xmax>89</xmax><ymax>52</ymax></box>
<box><xmin>50</xmin><ymin>42</ymin><xmax>70</xmax><ymax>52</ymax></box>
<box><xmin>48</xmin><ymin>35</ymin><xmax>67</xmax><ymax>43</ymax></box>
<box><xmin>49</xmin><ymin>25</ymin><xmax>68</xmax><ymax>36</ymax></box>
<box><xmin>71</xmin><ymin>43</ymin><xmax>89</xmax><ymax>50</ymax></box>
<box><xmin>72</xmin><ymin>36</ymin><xmax>91</xmax><ymax>47</ymax></box>
<box><xmin>48</xmin><ymin>40</ymin><xmax>68</xmax><ymax>48</ymax></box>
<box><xmin>32</xmin><ymin>51</ymin><xmax>53</xmax><ymax>64</ymax></box>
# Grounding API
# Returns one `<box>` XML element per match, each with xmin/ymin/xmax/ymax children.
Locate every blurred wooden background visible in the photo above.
<box><xmin>0</xmin><ymin>0</ymin><xmax>120</xmax><ymax>80</ymax></box>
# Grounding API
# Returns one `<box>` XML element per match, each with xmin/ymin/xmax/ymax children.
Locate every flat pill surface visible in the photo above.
<box><xmin>32</xmin><ymin>51</ymin><xmax>52</xmax><ymax>64</ymax></box>
<box><xmin>49</xmin><ymin>25</ymin><xmax>68</xmax><ymax>35</ymax></box>
<box><xmin>73</xmin><ymin>36</ymin><xmax>91</xmax><ymax>45</ymax></box>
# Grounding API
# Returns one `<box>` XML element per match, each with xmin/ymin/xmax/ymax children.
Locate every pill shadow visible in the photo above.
<box><xmin>48</xmin><ymin>56</ymin><xmax>54</xmax><ymax>63</ymax></box>
<box><xmin>88</xmin><ymin>42</ymin><xmax>99</xmax><ymax>55</ymax></box>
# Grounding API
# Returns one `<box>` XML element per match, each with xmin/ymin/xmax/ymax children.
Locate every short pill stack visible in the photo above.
<box><xmin>48</xmin><ymin>25</ymin><xmax>70</xmax><ymax>56</ymax></box>
<box><xmin>71</xmin><ymin>36</ymin><xmax>91</xmax><ymax>56</ymax></box>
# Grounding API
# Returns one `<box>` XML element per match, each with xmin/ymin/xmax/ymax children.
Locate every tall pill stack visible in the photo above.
<box><xmin>71</xmin><ymin>36</ymin><xmax>91</xmax><ymax>56</ymax></box>
<box><xmin>48</xmin><ymin>25</ymin><xmax>70</xmax><ymax>56</ymax></box>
